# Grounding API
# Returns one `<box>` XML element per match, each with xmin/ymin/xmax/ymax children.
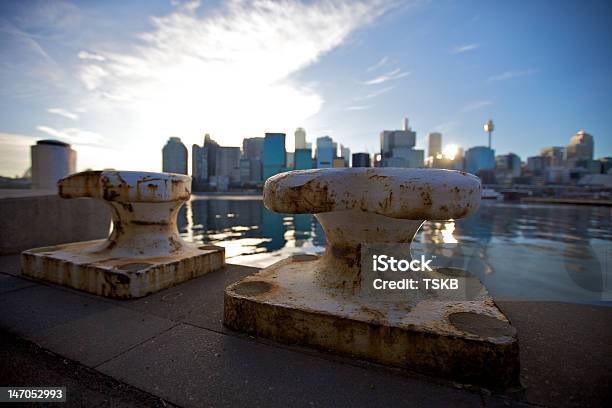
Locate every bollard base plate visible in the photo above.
<box><xmin>21</xmin><ymin>240</ymin><xmax>225</xmax><ymax>299</ymax></box>
<box><xmin>224</xmin><ymin>255</ymin><xmax>520</xmax><ymax>389</ymax></box>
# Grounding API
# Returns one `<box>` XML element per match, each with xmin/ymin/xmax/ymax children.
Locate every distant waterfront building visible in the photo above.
<box><xmin>286</xmin><ymin>152</ymin><xmax>295</xmax><ymax>169</ymax></box>
<box><xmin>340</xmin><ymin>144</ymin><xmax>351</xmax><ymax>167</ymax></box>
<box><xmin>465</xmin><ymin>146</ymin><xmax>495</xmax><ymax>175</ymax></box>
<box><xmin>240</xmin><ymin>158</ymin><xmax>251</xmax><ymax>184</ymax></box>
<box><xmin>294</xmin><ymin>128</ymin><xmax>307</xmax><ymax>150</ymax></box>
<box><xmin>243</xmin><ymin>137</ymin><xmax>264</xmax><ymax>160</ymax></box>
<box><xmin>546</xmin><ymin>166</ymin><xmax>571</xmax><ymax>184</ymax></box>
<box><xmin>495</xmin><ymin>153</ymin><xmax>522</xmax><ymax>177</ymax></box>
<box><xmin>263</xmin><ymin>133</ymin><xmax>287</xmax><ymax>180</ymax></box>
<box><xmin>495</xmin><ymin>153</ymin><xmax>522</xmax><ymax>184</ymax></box>
<box><xmin>162</xmin><ymin>137</ymin><xmax>188</xmax><ymax>174</ymax></box>
<box><xmin>427</xmin><ymin>132</ymin><xmax>442</xmax><ymax>159</ymax></box>
<box><xmin>192</xmin><ymin>142</ymin><xmax>208</xmax><ymax>185</ymax></box>
<box><xmin>242</xmin><ymin>137</ymin><xmax>264</xmax><ymax>183</ymax></box>
<box><xmin>540</xmin><ymin>146</ymin><xmax>564</xmax><ymax>166</ymax></box>
<box><xmin>332</xmin><ymin>158</ymin><xmax>347</xmax><ymax>168</ymax></box>
<box><xmin>352</xmin><ymin>153</ymin><xmax>370</xmax><ymax>167</ymax></box>
<box><xmin>380</xmin><ymin>117</ymin><xmax>424</xmax><ymax>168</ymax></box>
<box><xmin>565</xmin><ymin>130</ymin><xmax>594</xmax><ymax>161</ymax></box>
<box><xmin>215</xmin><ymin>146</ymin><xmax>241</xmax><ymax>183</ymax></box>
<box><xmin>294</xmin><ymin>148</ymin><xmax>313</xmax><ymax>170</ymax></box>
<box><xmin>31</xmin><ymin>139</ymin><xmax>76</xmax><ymax>190</ymax></box>
<box><xmin>526</xmin><ymin>156</ymin><xmax>550</xmax><ymax>175</ymax></box>
<box><xmin>204</xmin><ymin>134</ymin><xmax>218</xmax><ymax>178</ymax></box>
<box><xmin>599</xmin><ymin>157</ymin><xmax>612</xmax><ymax>174</ymax></box>
<box><xmin>316</xmin><ymin>136</ymin><xmax>335</xmax><ymax>168</ymax></box>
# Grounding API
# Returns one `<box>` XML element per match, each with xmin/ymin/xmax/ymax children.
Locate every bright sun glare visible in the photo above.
<box><xmin>443</xmin><ymin>144</ymin><xmax>458</xmax><ymax>160</ymax></box>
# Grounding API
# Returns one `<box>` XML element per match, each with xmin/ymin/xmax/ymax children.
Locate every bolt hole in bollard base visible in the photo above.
<box><xmin>21</xmin><ymin>171</ymin><xmax>225</xmax><ymax>299</ymax></box>
<box><xmin>224</xmin><ymin>168</ymin><xmax>520</xmax><ymax>389</ymax></box>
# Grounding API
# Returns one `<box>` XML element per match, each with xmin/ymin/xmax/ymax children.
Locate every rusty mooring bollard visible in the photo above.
<box><xmin>21</xmin><ymin>170</ymin><xmax>225</xmax><ymax>298</ymax></box>
<box><xmin>225</xmin><ymin>168</ymin><xmax>520</xmax><ymax>389</ymax></box>
<box><xmin>263</xmin><ymin>167</ymin><xmax>481</xmax><ymax>289</ymax></box>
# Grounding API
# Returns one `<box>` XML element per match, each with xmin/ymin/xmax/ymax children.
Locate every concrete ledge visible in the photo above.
<box><xmin>0</xmin><ymin>191</ymin><xmax>110</xmax><ymax>255</ymax></box>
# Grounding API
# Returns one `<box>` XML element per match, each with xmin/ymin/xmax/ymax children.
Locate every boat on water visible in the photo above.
<box><xmin>482</xmin><ymin>188</ymin><xmax>503</xmax><ymax>200</ymax></box>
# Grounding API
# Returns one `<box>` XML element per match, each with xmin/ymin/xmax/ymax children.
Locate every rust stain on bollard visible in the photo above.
<box><xmin>225</xmin><ymin>168</ymin><xmax>520</xmax><ymax>389</ymax></box>
<box><xmin>21</xmin><ymin>170</ymin><xmax>225</xmax><ymax>298</ymax></box>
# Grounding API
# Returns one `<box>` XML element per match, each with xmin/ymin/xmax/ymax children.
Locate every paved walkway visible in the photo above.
<box><xmin>0</xmin><ymin>255</ymin><xmax>610</xmax><ymax>407</ymax></box>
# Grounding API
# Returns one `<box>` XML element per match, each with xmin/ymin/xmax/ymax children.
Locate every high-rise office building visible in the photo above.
<box><xmin>263</xmin><ymin>133</ymin><xmax>286</xmax><ymax>180</ymax></box>
<box><xmin>352</xmin><ymin>153</ymin><xmax>370</xmax><ymax>167</ymax></box>
<box><xmin>242</xmin><ymin>137</ymin><xmax>264</xmax><ymax>183</ymax></box>
<box><xmin>204</xmin><ymin>134</ymin><xmax>218</xmax><ymax>178</ymax></box>
<box><xmin>31</xmin><ymin>139</ymin><xmax>76</xmax><ymax>190</ymax></box>
<box><xmin>243</xmin><ymin>137</ymin><xmax>264</xmax><ymax>160</ymax></box>
<box><xmin>295</xmin><ymin>128</ymin><xmax>307</xmax><ymax>150</ymax></box>
<box><xmin>540</xmin><ymin>146</ymin><xmax>564</xmax><ymax>166</ymax></box>
<box><xmin>495</xmin><ymin>153</ymin><xmax>522</xmax><ymax>184</ymax></box>
<box><xmin>316</xmin><ymin>136</ymin><xmax>335</xmax><ymax>168</ymax></box>
<box><xmin>465</xmin><ymin>146</ymin><xmax>495</xmax><ymax>174</ymax></box>
<box><xmin>162</xmin><ymin>137</ymin><xmax>188</xmax><ymax>174</ymax></box>
<box><xmin>286</xmin><ymin>152</ymin><xmax>295</xmax><ymax>169</ymax></box>
<box><xmin>565</xmin><ymin>130</ymin><xmax>594</xmax><ymax>161</ymax></box>
<box><xmin>192</xmin><ymin>143</ymin><xmax>208</xmax><ymax>183</ymax></box>
<box><xmin>379</xmin><ymin>117</ymin><xmax>424</xmax><ymax>168</ymax></box>
<box><xmin>427</xmin><ymin>132</ymin><xmax>442</xmax><ymax>159</ymax></box>
<box><xmin>340</xmin><ymin>144</ymin><xmax>350</xmax><ymax>167</ymax></box>
<box><xmin>214</xmin><ymin>146</ymin><xmax>241</xmax><ymax>183</ymax></box>
<box><xmin>294</xmin><ymin>148</ymin><xmax>313</xmax><ymax>170</ymax></box>
<box><xmin>332</xmin><ymin>158</ymin><xmax>347</xmax><ymax>168</ymax></box>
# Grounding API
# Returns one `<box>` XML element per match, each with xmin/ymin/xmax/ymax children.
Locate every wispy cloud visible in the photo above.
<box><xmin>345</xmin><ymin>105</ymin><xmax>372</xmax><ymax>111</ymax></box>
<box><xmin>47</xmin><ymin>108</ymin><xmax>79</xmax><ymax>120</ymax></box>
<box><xmin>76</xmin><ymin>0</ymin><xmax>399</xmax><ymax>145</ymax></box>
<box><xmin>37</xmin><ymin>125</ymin><xmax>104</xmax><ymax>146</ymax></box>
<box><xmin>363</xmin><ymin>68</ymin><xmax>410</xmax><ymax>85</ymax></box>
<box><xmin>77</xmin><ymin>51</ymin><xmax>106</xmax><ymax>62</ymax></box>
<box><xmin>366</xmin><ymin>56</ymin><xmax>388</xmax><ymax>72</ymax></box>
<box><xmin>451</xmin><ymin>43</ymin><xmax>479</xmax><ymax>54</ymax></box>
<box><xmin>488</xmin><ymin>69</ymin><xmax>538</xmax><ymax>81</ymax></box>
<box><xmin>461</xmin><ymin>99</ymin><xmax>493</xmax><ymax>112</ymax></box>
<box><xmin>354</xmin><ymin>85</ymin><xmax>394</xmax><ymax>101</ymax></box>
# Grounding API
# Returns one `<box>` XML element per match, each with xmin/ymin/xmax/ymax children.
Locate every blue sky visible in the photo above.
<box><xmin>1</xmin><ymin>0</ymin><xmax>611</xmax><ymax>176</ymax></box>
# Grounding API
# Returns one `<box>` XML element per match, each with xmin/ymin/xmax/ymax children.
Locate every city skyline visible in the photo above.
<box><xmin>1</xmin><ymin>0</ymin><xmax>612</xmax><ymax>177</ymax></box>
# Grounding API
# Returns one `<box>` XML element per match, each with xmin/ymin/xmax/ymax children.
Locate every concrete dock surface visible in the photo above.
<box><xmin>0</xmin><ymin>255</ymin><xmax>610</xmax><ymax>407</ymax></box>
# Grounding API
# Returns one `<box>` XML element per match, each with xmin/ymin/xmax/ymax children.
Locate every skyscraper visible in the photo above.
<box><xmin>263</xmin><ymin>133</ymin><xmax>286</xmax><ymax>180</ymax></box>
<box><xmin>340</xmin><ymin>144</ymin><xmax>351</xmax><ymax>167</ymax></box>
<box><xmin>294</xmin><ymin>148</ymin><xmax>313</xmax><ymax>170</ymax></box>
<box><xmin>352</xmin><ymin>153</ymin><xmax>370</xmax><ymax>167</ymax></box>
<box><xmin>565</xmin><ymin>130</ymin><xmax>594</xmax><ymax>161</ymax></box>
<box><xmin>379</xmin><ymin>117</ymin><xmax>424</xmax><ymax>168</ymax></box>
<box><xmin>427</xmin><ymin>132</ymin><xmax>442</xmax><ymax>159</ymax></box>
<box><xmin>465</xmin><ymin>146</ymin><xmax>495</xmax><ymax>174</ymax></box>
<box><xmin>215</xmin><ymin>146</ymin><xmax>241</xmax><ymax>183</ymax></box>
<box><xmin>204</xmin><ymin>134</ymin><xmax>218</xmax><ymax>178</ymax></box>
<box><xmin>243</xmin><ymin>137</ymin><xmax>264</xmax><ymax>160</ymax></box>
<box><xmin>162</xmin><ymin>137</ymin><xmax>188</xmax><ymax>174</ymax></box>
<box><xmin>192</xmin><ymin>142</ymin><xmax>207</xmax><ymax>184</ymax></box>
<box><xmin>540</xmin><ymin>146</ymin><xmax>564</xmax><ymax>166</ymax></box>
<box><xmin>242</xmin><ymin>137</ymin><xmax>264</xmax><ymax>183</ymax></box>
<box><xmin>316</xmin><ymin>136</ymin><xmax>335</xmax><ymax>168</ymax></box>
<box><xmin>295</xmin><ymin>128</ymin><xmax>307</xmax><ymax>150</ymax></box>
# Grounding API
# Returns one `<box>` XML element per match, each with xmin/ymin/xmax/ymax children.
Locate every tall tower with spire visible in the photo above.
<box><xmin>484</xmin><ymin>119</ymin><xmax>494</xmax><ymax>149</ymax></box>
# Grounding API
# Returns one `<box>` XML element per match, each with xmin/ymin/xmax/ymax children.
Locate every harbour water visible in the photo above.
<box><xmin>178</xmin><ymin>195</ymin><xmax>612</xmax><ymax>303</ymax></box>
